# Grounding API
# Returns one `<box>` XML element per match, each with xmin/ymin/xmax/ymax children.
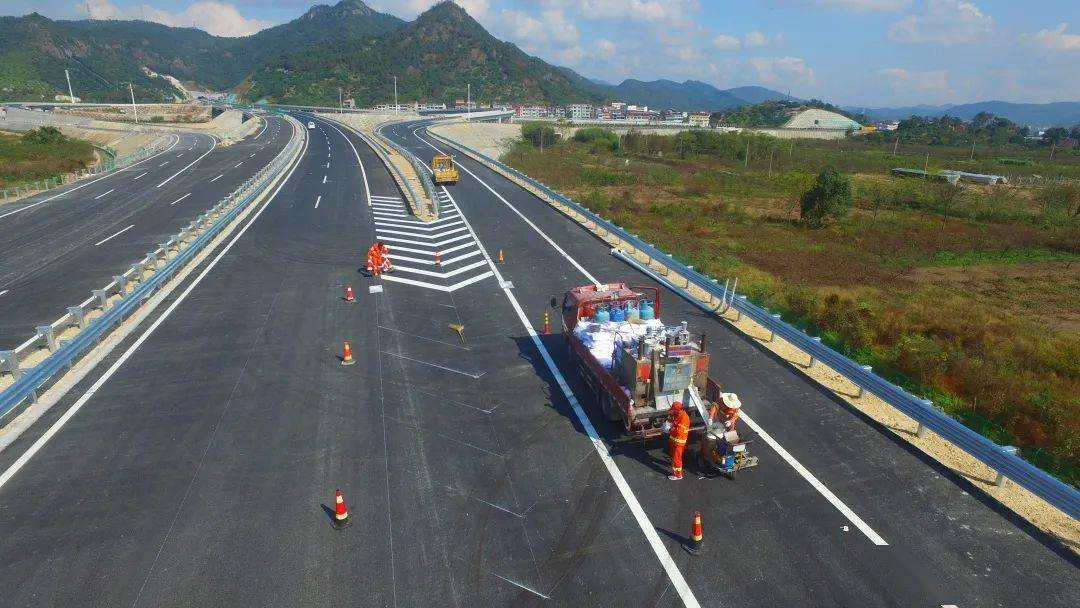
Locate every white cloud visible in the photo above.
<box><xmin>888</xmin><ymin>0</ymin><xmax>993</xmax><ymax>45</ymax></box>
<box><xmin>877</xmin><ymin>67</ymin><xmax>953</xmax><ymax>101</ymax></box>
<box><xmin>744</xmin><ymin>30</ymin><xmax>770</xmax><ymax>47</ymax></box>
<box><xmin>748</xmin><ymin>56</ymin><xmax>815</xmax><ymax>85</ymax></box>
<box><xmin>1027</xmin><ymin>23</ymin><xmax>1080</xmax><ymax>53</ymax></box>
<box><xmin>712</xmin><ymin>34</ymin><xmax>741</xmax><ymax>50</ymax></box>
<box><xmin>75</xmin><ymin>1</ymin><xmax>271</xmax><ymax>36</ymax></box>
<box><xmin>540</xmin><ymin>0</ymin><xmax>700</xmax><ymax>28</ymax></box>
<box><xmin>593</xmin><ymin>38</ymin><xmax>617</xmax><ymax>59</ymax></box>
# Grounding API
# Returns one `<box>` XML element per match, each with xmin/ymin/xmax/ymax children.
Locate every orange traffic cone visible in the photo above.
<box><xmin>344</xmin><ymin>285</ymin><xmax>355</xmax><ymax>302</ymax></box>
<box><xmin>332</xmin><ymin>488</ymin><xmax>350</xmax><ymax>529</ymax></box>
<box><xmin>543</xmin><ymin>311</ymin><xmax>551</xmax><ymax>335</ymax></box>
<box><xmin>434</xmin><ymin>250</ymin><xmax>442</xmax><ymax>266</ymax></box>
<box><xmin>687</xmin><ymin>511</ymin><xmax>703</xmax><ymax>555</ymax></box>
<box><xmin>341</xmin><ymin>341</ymin><xmax>355</xmax><ymax>366</ymax></box>
<box><xmin>498</xmin><ymin>249</ymin><xmax>505</xmax><ymax>264</ymax></box>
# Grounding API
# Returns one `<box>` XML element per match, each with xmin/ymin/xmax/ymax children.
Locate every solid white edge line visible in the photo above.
<box><xmin>0</xmin><ymin>120</ymin><xmax>308</xmax><ymax>494</ymax></box>
<box><xmin>156</xmin><ymin>135</ymin><xmax>217</xmax><ymax>188</ymax></box>
<box><xmin>413</xmin><ymin>131</ymin><xmax>602</xmax><ymax>287</ymax></box>
<box><xmin>425</xmin><ymin>129</ymin><xmax>890</xmax><ymax>547</ymax></box>
<box><xmin>93</xmin><ymin>224</ymin><xmax>135</xmax><ymax>246</ymax></box>
<box><xmin>436</xmin><ymin>186</ymin><xmax>701</xmax><ymax>607</ymax></box>
<box><xmin>0</xmin><ymin>133</ymin><xmax>180</xmax><ymax>221</ymax></box>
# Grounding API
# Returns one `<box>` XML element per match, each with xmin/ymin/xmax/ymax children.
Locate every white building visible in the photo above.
<box><xmin>688</xmin><ymin>112</ymin><xmax>711</xmax><ymax>128</ymax></box>
<box><xmin>566</xmin><ymin>104</ymin><xmax>596</xmax><ymax>121</ymax></box>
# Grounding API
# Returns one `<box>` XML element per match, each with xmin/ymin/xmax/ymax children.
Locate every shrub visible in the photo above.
<box><xmin>573</xmin><ymin>127</ymin><xmax>619</xmax><ymax>152</ymax></box>
<box><xmin>800</xmin><ymin>167</ymin><xmax>853</xmax><ymax>226</ymax></box>
<box><xmin>21</xmin><ymin>126</ymin><xmax>66</xmax><ymax>146</ymax></box>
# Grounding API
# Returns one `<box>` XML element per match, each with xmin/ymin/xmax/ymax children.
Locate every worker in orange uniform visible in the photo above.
<box><xmin>378</xmin><ymin>242</ymin><xmax>394</xmax><ymax>273</ymax></box>
<box><xmin>663</xmin><ymin>401</ymin><xmax>691</xmax><ymax>480</ymax></box>
<box><xmin>366</xmin><ymin>242</ymin><xmax>392</xmax><ymax>276</ymax></box>
<box><xmin>720</xmin><ymin>393</ymin><xmax>741</xmax><ymax>432</ymax></box>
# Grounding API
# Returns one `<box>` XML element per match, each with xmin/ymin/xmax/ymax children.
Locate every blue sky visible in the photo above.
<box><xmin>6</xmin><ymin>0</ymin><xmax>1079</xmax><ymax>106</ymax></box>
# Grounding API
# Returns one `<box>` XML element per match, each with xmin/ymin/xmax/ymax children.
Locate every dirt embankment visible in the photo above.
<box><xmin>429</xmin><ymin>121</ymin><xmax>520</xmax><ymax>159</ymax></box>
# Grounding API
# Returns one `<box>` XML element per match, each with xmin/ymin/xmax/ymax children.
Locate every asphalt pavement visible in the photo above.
<box><xmin>0</xmin><ymin>116</ymin><xmax>290</xmax><ymax>350</ymax></box>
<box><xmin>0</xmin><ymin>113</ymin><xmax>1073</xmax><ymax>607</ymax></box>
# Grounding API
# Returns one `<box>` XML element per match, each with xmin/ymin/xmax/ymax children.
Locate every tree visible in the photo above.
<box><xmin>1041</xmin><ymin>127</ymin><xmax>1068</xmax><ymax>146</ymax></box>
<box><xmin>521</xmin><ymin>122</ymin><xmax>557</xmax><ymax>149</ymax></box>
<box><xmin>932</xmin><ymin>181</ymin><xmax>963</xmax><ymax>228</ymax></box>
<box><xmin>21</xmin><ymin>126</ymin><xmax>66</xmax><ymax>145</ymax></box>
<box><xmin>800</xmin><ymin>167</ymin><xmax>852</xmax><ymax>227</ymax></box>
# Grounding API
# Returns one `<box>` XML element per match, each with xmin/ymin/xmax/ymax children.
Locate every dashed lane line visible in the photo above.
<box><xmin>169</xmin><ymin>193</ymin><xmax>191</xmax><ymax>206</ymax></box>
<box><xmin>315</xmin><ymin>195</ymin><xmax>322</xmax><ymax>209</ymax></box>
<box><xmin>210</xmin><ymin>174</ymin><xmax>223</xmax><ymax>183</ymax></box>
<box><xmin>157</xmin><ymin>136</ymin><xmax>217</xmax><ymax>188</ymax></box>
<box><xmin>93</xmin><ymin>224</ymin><xmax>134</xmax><ymax>246</ymax></box>
<box><xmin>132</xmin><ymin>172</ymin><xmax>147</xmax><ymax>180</ymax></box>
<box><xmin>93</xmin><ymin>188</ymin><xmax>115</xmax><ymax>200</ymax></box>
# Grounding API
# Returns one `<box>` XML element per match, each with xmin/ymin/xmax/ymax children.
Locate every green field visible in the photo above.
<box><xmin>0</xmin><ymin>127</ymin><xmax>95</xmax><ymax>190</ymax></box>
<box><xmin>506</xmin><ymin>125</ymin><xmax>1080</xmax><ymax>484</ymax></box>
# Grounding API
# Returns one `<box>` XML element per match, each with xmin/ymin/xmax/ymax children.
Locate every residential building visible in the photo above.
<box><xmin>688</xmin><ymin>112</ymin><xmax>711</xmax><ymax>128</ymax></box>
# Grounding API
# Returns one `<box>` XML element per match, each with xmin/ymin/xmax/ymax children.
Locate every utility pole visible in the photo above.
<box><xmin>970</xmin><ymin>140</ymin><xmax>976</xmax><ymax>161</ymax></box>
<box><xmin>128</xmin><ymin>83</ymin><xmax>138</xmax><ymax>124</ymax></box>
<box><xmin>744</xmin><ymin>139</ymin><xmax>750</xmax><ymax>168</ymax></box>
<box><xmin>393</xmin><ymin>76</ymin><xmax>398</xmax><ymax>115</ymax></box>
<box><xmin>893</xmin><ymin>136</ymin><xmax>899</xmax><ymax>155</ymax></box>
<box><xmin>467</xmin><ymin>83</ymin><xmax>471</xmax><ymax>121</ymax></box>
<box><xmin>338</xmin><ymin>88</ymin><xmax>342</xmax><ymax>114</ymax></box>
<box><xmin>64</xmin><ymin>69</ymin><xmax>75</xmax><ymax>105</ymax></box>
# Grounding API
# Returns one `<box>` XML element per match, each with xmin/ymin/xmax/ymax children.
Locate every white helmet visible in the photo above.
<box><xmin>722</xmin><ymin>393</ymin><xmax>742</xmax><ymax>410</ymax></box>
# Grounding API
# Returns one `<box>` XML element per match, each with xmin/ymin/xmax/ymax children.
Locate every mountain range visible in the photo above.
<box><xmin>0</xmin><ymin>1</ymin><xmax>792</xmax><ymax>110</ymax></box>
<box><xmin>1</xmin><ymin>0</ymin><xmax>1076</xmax><ymax>124</ymax></box>
<box><xmin>846</xmin><ymin>101</ymin><xmax>1080</xmax><ymax>128</ymax></box>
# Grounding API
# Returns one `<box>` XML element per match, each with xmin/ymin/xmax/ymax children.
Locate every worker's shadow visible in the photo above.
<box><xmin>609</xmin><ymin>442</ymin><xmax>672</xmax><ymax>476</ymax></box>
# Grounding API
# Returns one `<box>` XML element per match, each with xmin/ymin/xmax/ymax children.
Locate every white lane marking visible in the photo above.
<box><xmin>249</xmin><ymin>153</ymin><xmax>256</xmax><ymax>158</ymax></box>
<box><xmin>210</xmin><ymin>174</ymin><xmax>223</xmax><ymax>183</ymax></box>
<box><xmin>0</xmin><ymin>119</ymin><xmax>308</xmax><ymax>497</ymax></box>
<box><xmin>234</xmin><ymin>162</ymin><xmax>243</xmax><ymax>168</ymax></box>
<box><xmin>0</xmin><ymin>134</ymin><xmax>180</xmax><ymax>221</ymax></box>
<box><xmin>0</xmin><ymin>290</ymin><xmax>8</xmax><ymax>297</ymax></box>
<box><xmin>436</xmin><ymin>185</ymin><xmax>701</xmax><ymax>607</ymax></box>
<box><xmin>132</xmin><ymin>172</ymin><xmax>148</xmax><ymax>180</ymax></box>
<box><xmin>319</xmin><ymin>119</ymin><xmax>372</xmax><ymax>207</ymax></box>
<box><xmin>432</xmin><ymin>128</ymin><xmax>892</xmax><ymax>547</ymax></box>
<box><xmin>322</xmin><ymin>175</ymin><xmax>327</xmax><ymax>184</ymax></box>
<box><xmin>159</xmin><ymin>162</ymin><xmax>169</xmax><ymax>167</ymax></box>
<box><xmin>251</xmin><ymin>118</ymin><xmax>268</xmax><ymax>140</ymax></box>
<box><xmin>157</xmin><ymin>136</ymin><xmax>217</xmax><ymax>188</ymax></box>
<box><xmin>739</xmin><ymin>414</ymin><xmax>888</xmax><ymax>545</ymax></box>
<box><xmin>177</xmin><ymin>153</ymin><xmax>184</xmax><ymax>158</ymax></box>
<box><xmin>169</xmin><ymin>193</ymin><xmax>191</xmax><ymax>206</ymax></box>
<box><xmin>93</xmin><ymin>224</ymin><xmax>134</xmax><ymax>246</ymax></box>
<box><xmin>93</xmin><ymin>188</ymin><xmax>115</xmax><ymax>200</ymax></box>
<box><xmin>314</xmin><ymin>195</ymin><xmax>321</xmax><ymax>209</ymax></box>
<box><xmin>414</xmin><ymin>131</ymin><xmax>601</xmax><ymax>287</ymax></box>
<box><xmin>326</xmin><ymin>162</ymin><xmax>330</xmax><ymax>169</ymax></box>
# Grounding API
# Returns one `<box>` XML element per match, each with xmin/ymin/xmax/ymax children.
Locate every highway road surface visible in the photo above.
<box><xmin>0</xmin><ymin>112</ymin><xmax>1074</xmax><ymax>607</ymax></box>
<box><xmin>0</xmin><ymin>116</ymin><xmax>289</xmax><ymax>351</ymax></box>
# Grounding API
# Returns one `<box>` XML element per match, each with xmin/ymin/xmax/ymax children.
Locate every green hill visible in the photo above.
<box><xmin>249</xmin><ymin>1</ymin><xmax>598</xmax><ymax>106</ymax></box>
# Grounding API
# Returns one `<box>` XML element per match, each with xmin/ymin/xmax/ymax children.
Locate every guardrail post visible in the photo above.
<box><xmin>916</xmin><ymin>399</ymin><xmax>933</xmax><ymax>437</ymax></box>
<box><xmin>769</xmin><ymin>313</ymin><xmax>782</xmax><ymax>341</ymax></box>
<box><xmin>0</xmin><ymin>350</ymin><xmax>21</xmax><ymax>380</ymax></box>
<box><xmin>36</xmin><ymin>325</ymin><xmax>57</xmax><ymax>351</ymax></box>
<box><xmin>130</xmin><ymin>264</ymin><xmax>143</xmax><ymax>281</ymax></box>
<box><xmin>855</xmin><ymin>365</ymin><xmax>872</xmax><ymax>397</ymax></box>
<box><xmin>995</xmin><ymin>446</ymin><xmax>1019</xmax><ymax>486</ymax></box>
<box><xmin>113</xmin><ymin>274</ymin><xmax>127</xmax><ymax>294</ymax></box>
<box><xmin>808</xmin><ymin>336</ymin><xmax>822</xmax><ymax>367</ymax></box>
<box><xmin>67</xmin><ymin>306</ymin><xmax>87</xmax><ymax>329</ymax></box>
<box><xmin>144</xmin><ymin>255</ymin><xmax>157</xmax><ymax>272</ymax></box>
<box><xmin>93</xmin><ymin>288</ymin><xmax>108</xmax><ymax>310</ymax></box>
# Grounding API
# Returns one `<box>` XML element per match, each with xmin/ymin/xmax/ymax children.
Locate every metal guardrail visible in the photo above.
<box><xmin>424</xmin><ymin>128</ymin><xmax>1080</xmax><ymax>520</ymax></box>
<box><xmin>374</xmin><ymin>122</ymin><xmax>438</xmax><ymax>219</ymax></box>
<box><xmin>0</xmin><ymin>117</ymin><xmax>305</xmax><ymax>419</ymax></box>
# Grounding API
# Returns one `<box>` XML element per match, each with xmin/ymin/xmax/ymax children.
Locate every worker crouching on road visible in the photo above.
<box><xmin>366</xmin><ymin>241</ymin><xmax>394</xmax><ymax>276</ymax></box>
<box><xmin>663</xmin><ymin>401</ymin><xmax>691</xmax><ymax>480</ymax></box>
<box><xmin>720</xmin><ymin>393</ymin><xmax>741</xmax><ymax>432</ymax></box>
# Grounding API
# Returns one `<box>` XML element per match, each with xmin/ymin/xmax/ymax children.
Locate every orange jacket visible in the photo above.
<box><xmin>668</xmin><ymin>407</ymin><xmax>690</xmax><ymax>445</ymax></box>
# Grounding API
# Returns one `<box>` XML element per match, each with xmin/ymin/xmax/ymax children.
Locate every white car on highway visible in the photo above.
<box><xmin>307</xmin><ymin>121</ymin><xmax>315</xmax><ymax>129</ymax></box>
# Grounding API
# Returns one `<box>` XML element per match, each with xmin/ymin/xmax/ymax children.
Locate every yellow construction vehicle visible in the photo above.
<box><xmin>431</xmin><ymin>154</ymin><xmax>459</xmax><ymax>184</ymax></box>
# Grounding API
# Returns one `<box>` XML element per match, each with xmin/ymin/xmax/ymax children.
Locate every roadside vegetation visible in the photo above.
<box><xmin>506</xmin><ymin>121</ymin><xmax>1080</xmax><ymax>485</ymax></box>
<box><xmin>0</xmin><ymin>126</ymin><xmax>94</xmax><ymax>190</ymax></box>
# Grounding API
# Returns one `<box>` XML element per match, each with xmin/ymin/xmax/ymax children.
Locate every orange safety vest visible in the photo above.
<box><xmin>668</xmin><ymin>408</ymin><xmax>690</xmax><ymax>445</ymax></box>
